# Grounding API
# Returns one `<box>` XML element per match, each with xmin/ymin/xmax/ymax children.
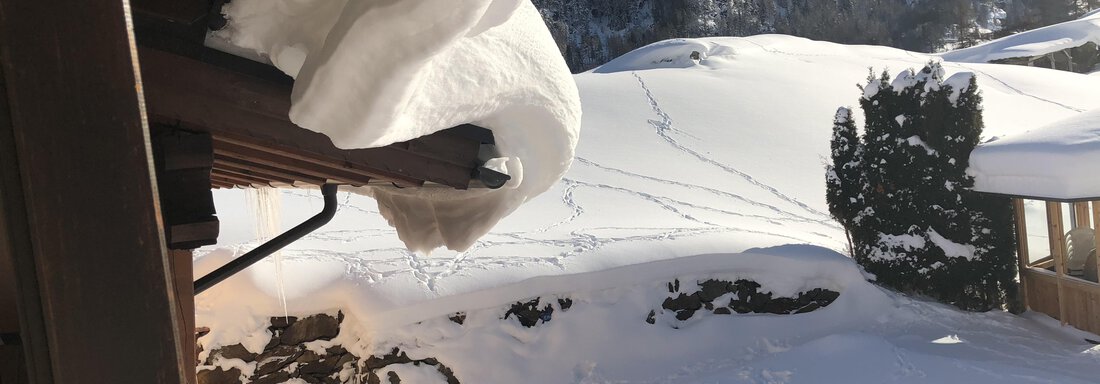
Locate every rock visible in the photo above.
<box><xmin>748</xmin><ymin>292</ymin><xmax>772</xmax><ymax>312</ymax></box>
<box><xmin>763</xmin><ymin>298</ymin><xmax>796</xmax><ymax>315</ymax></box>
<box><xmin>196</xmin><ymin>326</ymin><xmax>211</xmax><ymax>339</ymax></box>
<box><xmin>210</xmin><ymin>343</ymin><xmax>256</xmax><ymax>362</ymax></box>
<box><xmin>794</xmin><ymin>302</ymin><xmax>821</xmax><ymax>314</ymax></box>
<box><xmin>255</xmin><ymin>345</ymin><xmax>303</xmax><ymax>377</ymax></box>
<box><xmin>713</xmin><ymin>307</ymin><xmax>731</xmax><ymax>315</ymax></box>
<box><xmin>504</xmin><ymin>299</ymin><xmax>551</xmax><ymax>327</ymax></box>
<box><xmin>281</xmin><ymin>313</ymin><xmax>341</xmax><ymax>345</ymax></box>
<box><xmin>674</xmin><ymin>309</ymin><xmax>696</xmax><ymax>321</ymax></box>
<box><xmin>698</xmin><ymin>279</ymin><xmax>732</xmax><ymax>302</ymax></box>
<box><xmin>386</xmin><ymin>370</ymin><xmax>401</xmax><ymax>384</ymax></box>
<box><xmin>251</xmin><ymin>371</ymin><xmax>292</xmax><ymax>384</ymax></box>
<box><xmin>270</xmin><ymin>316</ymin><xmax>299</xmax><ymax>330</ymax></box>
<box><xmin>703</xmin><ymin>302</ymin><xmax>714</xmax><ymax>311</ymax></box>
<box><xmin>558</xmin><ymin>297</ymin><xmax>573</xmax><ymax>311</ymax></box>
<box><xmin>448</xmin><ymin>312</ymin><xmax>466</xmax><ymax>325</ymax></box>
<box><xmin>662</xmin><ymin>293</ymin><xmax>702</xmax><ymax>312</ymax></box>
<box><xmin>645</xmin><ymin>310</ymin><xmax>656</xmax><ymax>324</ymax></box>
<box><xmin>197</xmin><ymin>367</ymin><xmax>242</xmax><ymax>384</ymax></box>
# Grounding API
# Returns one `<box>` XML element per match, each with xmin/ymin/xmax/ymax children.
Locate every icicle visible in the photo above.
<box><xmin>246</xmin><ymin>187</ymin><xmax>290</xmax><ymax>320</ymax></box>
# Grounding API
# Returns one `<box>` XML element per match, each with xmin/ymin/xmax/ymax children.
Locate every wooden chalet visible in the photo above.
<box><xmin>0</xmin><ymin>0</ymin><xmax>506</xmax><ymax>383</ymax></box>
<box><xmin>971</xmin><ymin>109</ymin><xmax>1100</xmax><ymax>336</ymax></box>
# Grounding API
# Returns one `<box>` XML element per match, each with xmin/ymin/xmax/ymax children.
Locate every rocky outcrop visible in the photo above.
<box><xmin>656</xmin><ymin>279</ymin><xmax>839</xmax><ymax>324</ymax></box>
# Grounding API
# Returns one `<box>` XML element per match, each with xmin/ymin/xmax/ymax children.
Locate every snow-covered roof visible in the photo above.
<box><xmin>940</xmin><ymin>11</ymin><xmax>1100</xmax><ymax>63</ymax></box>
<box><xmin>208</xmin><ymin>0</ymin><xmax>581</xmax><ymax>253</ymax></box>
<box><xmin>971</xmin><ymin>108</ymin><xmax>1100</xmax><ymax>200</ymax></box>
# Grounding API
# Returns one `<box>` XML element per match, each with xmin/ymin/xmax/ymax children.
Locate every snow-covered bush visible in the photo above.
<box><xmin>827</xmin><ymin>63</ymin><xmax>1019</xmax><ymax>312</ymax></box>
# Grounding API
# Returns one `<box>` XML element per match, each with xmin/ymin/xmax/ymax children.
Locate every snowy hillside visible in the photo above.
<box><xmin>199</xmin><ymin>35</ymin><xmax>1100</xmax><ymax>382</ymax></box>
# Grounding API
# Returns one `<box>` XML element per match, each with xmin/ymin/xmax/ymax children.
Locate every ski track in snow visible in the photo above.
<box><xmin>631</xmin><ymin>72</ymin><xmax>830</xmax><ymax>220</ymax></box>
<box><xmin>953</xmin><ymin>63</ymin><xmax>1086</xmax><ymax>113</ymax></box>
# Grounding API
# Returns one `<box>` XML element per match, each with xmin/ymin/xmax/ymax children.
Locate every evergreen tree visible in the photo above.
<box><xmin>830</xmin><ymin>64</ymin><xmax>1019</xmax><ymax>311</ymax></box>
<box><xmin>826</xmin><ymin>107</ymin><xmax>863</xmax><ymax>256</ymax></box>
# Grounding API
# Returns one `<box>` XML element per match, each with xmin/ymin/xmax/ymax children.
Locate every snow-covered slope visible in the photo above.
<box><xmin>940</xmin><ymin>10</ymin><xmax>1100</xmax><ymax>63</ymax></box>
<box><xmin>200</xmin><ymin>35</ymin><xmax>1100</xmax><ymax>382</ymax></box>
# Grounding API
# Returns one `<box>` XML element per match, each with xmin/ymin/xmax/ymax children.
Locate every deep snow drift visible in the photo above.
<box><xmin>941</xmin><ymin>10</ymin><xmax>1100</xmax><ymax>63</ymax></box>
<box><xmin>212</xmin><ymin>0</ymin><xmax>581</xmax><ymax>253</ymax></box>
<box><xmin>199</xmin><ymin>34</ymin><xmax>1100</xmax><ymax>382</ymax></box>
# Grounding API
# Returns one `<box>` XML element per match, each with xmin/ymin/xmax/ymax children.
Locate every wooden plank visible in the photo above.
<box><xmin>214</xmin><ymin>164</ymin><xmax>297</xmax><ymax>185</ymax></box>
<box><xmin>0</xmin><ymin>66</ymin><xmax>51</xmax><ymax>384</ymax></box>
<box><xmin>0</xmin><ymin>0</ymin><xmax>187</xmax><ymax>381</ymax></box>
<box><xmin>1013</xmin><ymin>199</ymin><xmax>1030</xmax><ymax>311</ymax></box>
<box><xmin>211</xmin><ymin>171</ymin><xmax>267</xmax><ymax>188</ymax></box>
<box><xmin>214</xmin><ymin>155</ymin><xmax>325</xmax><ymax>185</ymax></box>
<box><xmin>213</xmin><ymin>135</ymin><xmax>420</xmax><ymax>187</ymax></box>
<box><xmin>212</xmin><ymin>167</ymin><xmax>277</xmax><ymax>186</ymax></box>
<box><xmin>1075</xmin><ymin>202</ymin><xmax>1092</xmax><ymax>228</ymax></box>
<box><xmin>1093</xmin><ymin>202</ymin><xmax>1100</xmax><ymax>284</ymax></box>
<box><xmin>1048</xmin><ymin>201</ymin><xmax>1069</xmax><ymax>325</ymax></box>
<box><xmin>138</xmin><ymin>47</ymin><xmax>476</xmax><ymax>189</ymax></box>
<box><xmin>212</xmin><ymin>140</ymin><xmax>369</xmax><ymax>186</ymax></box>
<box><xmin>1024</xmin><ymin>269</ymin><xmax>1061</xmax><ymax>320</ymax></box>
<box><xmin>168</xmin><ymin>250</ymin><xmax>197</xmax><ymax>384</ymax></box>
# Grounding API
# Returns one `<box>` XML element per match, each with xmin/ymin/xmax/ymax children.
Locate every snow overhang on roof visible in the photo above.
<box><xmin>971</xmin><ymin>108</ymin><xmax>1100</xmax><ymax>201</ymax></box>
<box><xmin>940</xmin><ymin>11</ymin><xmax>1100</xmax><ymax>64</ymax></box>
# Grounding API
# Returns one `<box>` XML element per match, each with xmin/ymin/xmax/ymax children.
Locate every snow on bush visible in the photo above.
<box><xmin>826</xmin><ymin>62</ymin><xmax>1019</xmax><ymax>312</ymax></box>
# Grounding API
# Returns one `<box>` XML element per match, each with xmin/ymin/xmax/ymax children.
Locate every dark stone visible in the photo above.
<box><xmin>730</xmin><ymin>300</ymin><xmax>753</xmax><ymax>314</ymax></box>
<box><xmin>748</xmin><ymin>292</ymin><xmax>772</xmax><ymax>312</ymax></box>
<box><xmin>326</xmin><ymin>345</ymin><xmax>348</xmax><ymax>356</ymax></box>
<box><xmin>667</xmin><ymin>282</ymin><xmax>675</xmax><ymax>293</ymax></box>
<box><xmin>210</xmin><ymin>343</ymin><xmax>256</xmax><ymax>362</ymax></box>
<box><xmin>263</xmin><ymin>334</ymin><xmax>281</xmax><ymax>351</ymax></box>
<box><xmin>674</xmin><ymin>309</ymin><xmax>696</xmax><ymax>321</ymax></box>
<box><xmin>662</xmin><ymin>293</ymin><xmax>702</xmax><ymax>312</ymax></box>
<box><xmin>794</xmin><ymin>302</ymin><xmax>821</xmax><ymax>314</ymax></box>
<box><xmin>504</xmin><ymin>298</ymin><xmax>552</xmax><ymax>327</ymax></box>
<box><xmin>251</xmin><ymin>371</ymin><xmax>293</xmax><ymax>384</ymax></box>
<box><xmin>698</xmin><ymin>279</ymin><xmax>732</xmax><ymax>302</ymax></box>
<box><xmin>387</xmin><ymin>371</ymin><xmax>400</xmax><ymax>384</ymax></box>
<box><xmin>196</xmin><ymin>326</ymin><xmax>211</xmax><ymax>339</ymax></box>
<box><xmin>703</xmin><ymin>302</ymin><xmax>714</xmax><ymax>311</ymax></box>
<box><xmin>281</xmin><ymin>313</ymin><xmax>341</xmax><ymax>345</ymax></box>
<box><xmin>448</xmin><ymin>312</ymin><xmax>466</xmax><ymax>325</ymax></box>
<box><xmin>713</xmin><ymin>307</ymin><xmax>731</xmax><ymax>315</ymax></box>
<box><xmin>270</xmin><ymin>316</ymin><xmax>299</xmax><ymax>330</ymax></box>
<box><xmin>673</xmin><ymin>279</ymin><xmax>680</xmax><ymax>292</ymax></box>
<box><xmin>558</xmin><ymin>297</ymin><xmax>573</xmax><ymax>311</ymax></box>
<box><xmin>255</xmin><ymin>345</ymin><xmax>303</xmax><ymax>376</ymax></box>
<box><xmin>197</xmin><ymin>367</ymin><xmax>242</xmax><ymax>384</ymax></box>
<box><xmin>645</xmin><ymin>310</ymin><xmax>656</xmax><ymax>324</ymax></box>
<box><xmin>763</xmin><ymin>298</ymin><xmax>797</xmax><ymax>315</ymax></box>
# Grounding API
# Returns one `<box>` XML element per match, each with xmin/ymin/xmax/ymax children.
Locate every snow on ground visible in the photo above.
<box><xmin>940</xmin><ymin>10</ymin><xmax>1100</xmax><ymax>63</ymax></box>
<box><xmin>199</xmin><ymin>34</ymin><xmax>1100</xmax><ymax>382</ymax></box>
<box><xmin>972</xmin><ymin>108</ymin><xmax>1100</xmax><ymax>199</ymax></box>
<box><xmin>212</xmin><ymin>0</ymin><xmax>580</xmax><ymax>253</ymax></box>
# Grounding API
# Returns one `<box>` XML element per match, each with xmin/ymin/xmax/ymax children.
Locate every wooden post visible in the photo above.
<box><xmin>1092</xmin><ymin>202</ymin><xmax>1100</xmax><ymax>284</ymax></box>
<box><xmin>1075</xmin><ymin>202</ymin><xmax>1092</xmax><ymax>228</ymax></box>
<box><xmin>0</xmin><ymin>0</ymin><xmax>188</xmax><ymax>381</ymax></box>
<box><xmin>1013</xmin><ymin>199</ymin><xmax>1030</xmax><ymax>311</ymax></box>
<box><xmin>1047</xmin><ymin>201</ymin><xmax>1069</xmax><ymax>325</ymax></box>
<box><xmin>170</xmin><ymin>250</ymin><xmax>197</xmax><ymax>383</ymax></box>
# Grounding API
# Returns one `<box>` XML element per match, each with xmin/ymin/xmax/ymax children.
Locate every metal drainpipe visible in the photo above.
<box><xmin>194</xmin><ymin>184</ymin><xmax>339</xmax><ymax>295</ymax></box>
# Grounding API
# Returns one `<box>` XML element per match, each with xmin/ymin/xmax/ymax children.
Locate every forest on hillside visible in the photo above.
<box><xmin>533</xmin><ymin>0</ymin><xmax>1099</xmax><ymax>72</ymax></box>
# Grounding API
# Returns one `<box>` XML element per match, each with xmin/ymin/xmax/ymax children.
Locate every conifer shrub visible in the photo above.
<box><xmin>826</xmin><ymin>62</ymin><xmax>1020</xmax><ymax>312</ymax></box>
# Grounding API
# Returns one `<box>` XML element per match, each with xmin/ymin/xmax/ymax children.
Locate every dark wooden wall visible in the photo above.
<box><xmin>0</xmin><ymin>0</ymin><xmax>187</xmax><ymax>382</ymax></box>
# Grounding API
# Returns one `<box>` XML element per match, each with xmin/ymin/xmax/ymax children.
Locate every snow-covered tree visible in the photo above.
<box><xmin>826</xmin><ymin>107</ymin><xmax>863</xmax><ymax>256</ymax></box>
<box><xmin>831</xmin><ymin>64</ymin><xmax>1018</xmax><ymax>311</ymax></box>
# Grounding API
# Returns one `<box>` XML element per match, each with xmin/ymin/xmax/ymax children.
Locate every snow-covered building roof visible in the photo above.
<box><xmin>941</xmin><ymin>11</ymin><xmax>1100</xmax><ymax>64</ymax></box>
<box><xmin>971</xmin><ymin>108</ymin><xmax>1100</xmax><ymax>200</ymax></box>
